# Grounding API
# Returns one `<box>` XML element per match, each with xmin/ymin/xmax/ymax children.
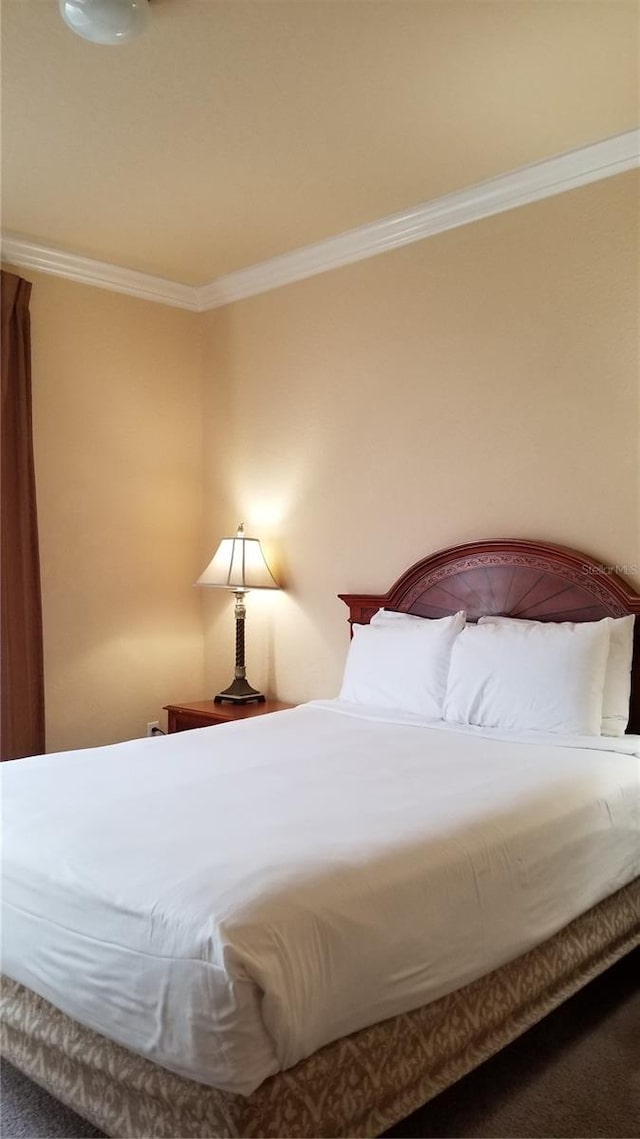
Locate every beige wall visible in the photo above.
<box><xmin>201</xmin><ymin>172</ymin><xmax>640</xmax><ymax>706</ymax></box>
<box><xmin>4</xmin><ymin>172</ymin><xmax>638</xmax><ymax>746</ymax></box>
<box><xmin>7</xmin><ymin>270</ymin><xmax>206</xmax><ymax>752</ymax></box>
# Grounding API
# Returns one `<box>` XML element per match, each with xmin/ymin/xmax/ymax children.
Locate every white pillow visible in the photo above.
<box><xmin>443</xmin><ymin>619</ymin><xmax>611</xmax><ymax>735</ymax></box>
<box><xmin>340</xmin><ymin>611</ymin><xmax>466</xmax><ymax>719</ymax></box>
<box><xmin>371</xmin><ymin>608</ymin><xmax>429</xmax><ymax>625</ymax></box>
<box><xmin>479</xmin><ymin>614</ymin><xmax>635</xmax><ymax>736</ymax></box>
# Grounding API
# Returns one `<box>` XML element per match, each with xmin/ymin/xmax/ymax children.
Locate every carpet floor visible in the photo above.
<box><xmin>1</xmin><ymin>948</ymin><xmax>638</xmax><ymax>1139</ymax></box>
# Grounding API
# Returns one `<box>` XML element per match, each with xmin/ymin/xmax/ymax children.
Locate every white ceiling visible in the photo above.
<box><xmin>2</xmin><ymin>0</ymin><xmax>638</xmax><ymax>285</ymax></box>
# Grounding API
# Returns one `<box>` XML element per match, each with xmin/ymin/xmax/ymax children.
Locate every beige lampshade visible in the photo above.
<box><xmin>196</xmin><ymin>524</ymin><xmax>279</xmax><ymax>591</ymax></box>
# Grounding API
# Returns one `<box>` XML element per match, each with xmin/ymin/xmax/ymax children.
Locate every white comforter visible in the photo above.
<box><xmin>2</xmin><ymin>701</ymin><xmax>639</xmax><ymax>1095</ymax></box>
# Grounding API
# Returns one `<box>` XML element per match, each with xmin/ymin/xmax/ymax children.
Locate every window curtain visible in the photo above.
<box><xmin>1</xmin><ymin>269</ymin><xmax>45</xmax><ymax>760</ymax></box>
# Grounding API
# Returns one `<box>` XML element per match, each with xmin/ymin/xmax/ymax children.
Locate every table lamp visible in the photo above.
<box><xmin>196</xmin><ymin>523</ymin><xmax>279</xmax><ymax>703</ymax></box>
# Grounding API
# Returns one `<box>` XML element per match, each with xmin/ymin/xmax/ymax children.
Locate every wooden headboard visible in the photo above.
<box><xmin>339</xmin><ymin>539</ymin><xmax>640</xmax><ymax>735</ymax></box>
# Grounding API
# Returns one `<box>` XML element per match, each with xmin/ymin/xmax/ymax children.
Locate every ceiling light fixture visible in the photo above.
<box><xmin>58</xmin><ymin>0</ymin><xmax>149</xmax><ymax>45</ymax></box>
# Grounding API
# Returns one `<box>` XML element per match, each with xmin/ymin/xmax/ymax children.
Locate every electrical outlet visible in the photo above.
<box><xmin>146</xmin><ymin>721</ymin><xmax>160</xmax><ymax>737</ymax></box>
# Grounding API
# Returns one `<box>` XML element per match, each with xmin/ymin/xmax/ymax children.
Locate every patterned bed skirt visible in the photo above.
<box><xmin>2</xmin><ymin>879</ymin><xmax>639</xmax><ymax>1139</ymax></box>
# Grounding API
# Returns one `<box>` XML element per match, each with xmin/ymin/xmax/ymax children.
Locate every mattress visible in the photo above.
<box><xmin>2</xmin><ymin>701</ymin><xmax>639</xmax><ymax>1096</ymax></box>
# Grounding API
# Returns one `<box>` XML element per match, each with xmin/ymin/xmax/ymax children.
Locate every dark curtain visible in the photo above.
<box><xmin>1</xmin><ymin>270</ymin><xmax>45</xmax><ymax>759</ymax></box>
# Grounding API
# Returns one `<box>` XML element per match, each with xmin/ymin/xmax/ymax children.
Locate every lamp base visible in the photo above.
<box><xmin>214</xmin><ymin>677</ymin><xmax>266</xmax><ymax>705</ymax></box>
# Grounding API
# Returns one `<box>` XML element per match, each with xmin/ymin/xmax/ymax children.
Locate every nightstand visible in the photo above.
<box><xmin>163</xmin><ymin>699</ymin><xmax>294</xmax><ymax>733</ymax></box>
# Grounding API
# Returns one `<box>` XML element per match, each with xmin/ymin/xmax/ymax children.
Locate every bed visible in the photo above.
<box><xmin>2</xmin><ymin>537</ymin><xmax>639</xmax><ymax>1138</ymax></box>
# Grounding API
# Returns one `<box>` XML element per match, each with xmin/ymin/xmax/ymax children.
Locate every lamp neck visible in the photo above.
<box><xmin>233</xmin><ymin>588</ymin><xmax>247</xmax><ymax>620</ymax></box>
<box><xmin>233</xmin><ymin>590</ymin><xmax>248</xmax><ymax>678</ymax></box>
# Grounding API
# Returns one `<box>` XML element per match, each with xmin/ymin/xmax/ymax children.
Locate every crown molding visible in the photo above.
<box><xmin>0</xmin><ymin>233</ymin><xmax>199</xmax><ymax>311</ymax></box>
<box><xmin>199</xmin><ymin>129</ymin><xmax>640</xmax><ymax>309</ymax></box>
<box><xmin>2</xmin><ymin>130</ymin><xmax>638</xmax><ymax>312</ymax></box>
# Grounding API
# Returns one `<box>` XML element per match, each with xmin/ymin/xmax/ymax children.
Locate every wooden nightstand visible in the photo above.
<box><xmin>164</xmin><ymin>699</ymin><xmax>294</xmax><ymax>733</ymax></box>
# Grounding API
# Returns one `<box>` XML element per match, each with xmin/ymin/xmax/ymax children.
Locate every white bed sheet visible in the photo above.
<box><xmin>2</xmin><ymin>701</ymin><xmax>639</xmax><ymax>1095</ymax></box>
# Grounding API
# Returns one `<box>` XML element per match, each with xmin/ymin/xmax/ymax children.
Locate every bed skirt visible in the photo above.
<box><xmin>2</xmin><ymin>878</ymin><xmax>639</xmax><ymax>1139</ymax></box>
